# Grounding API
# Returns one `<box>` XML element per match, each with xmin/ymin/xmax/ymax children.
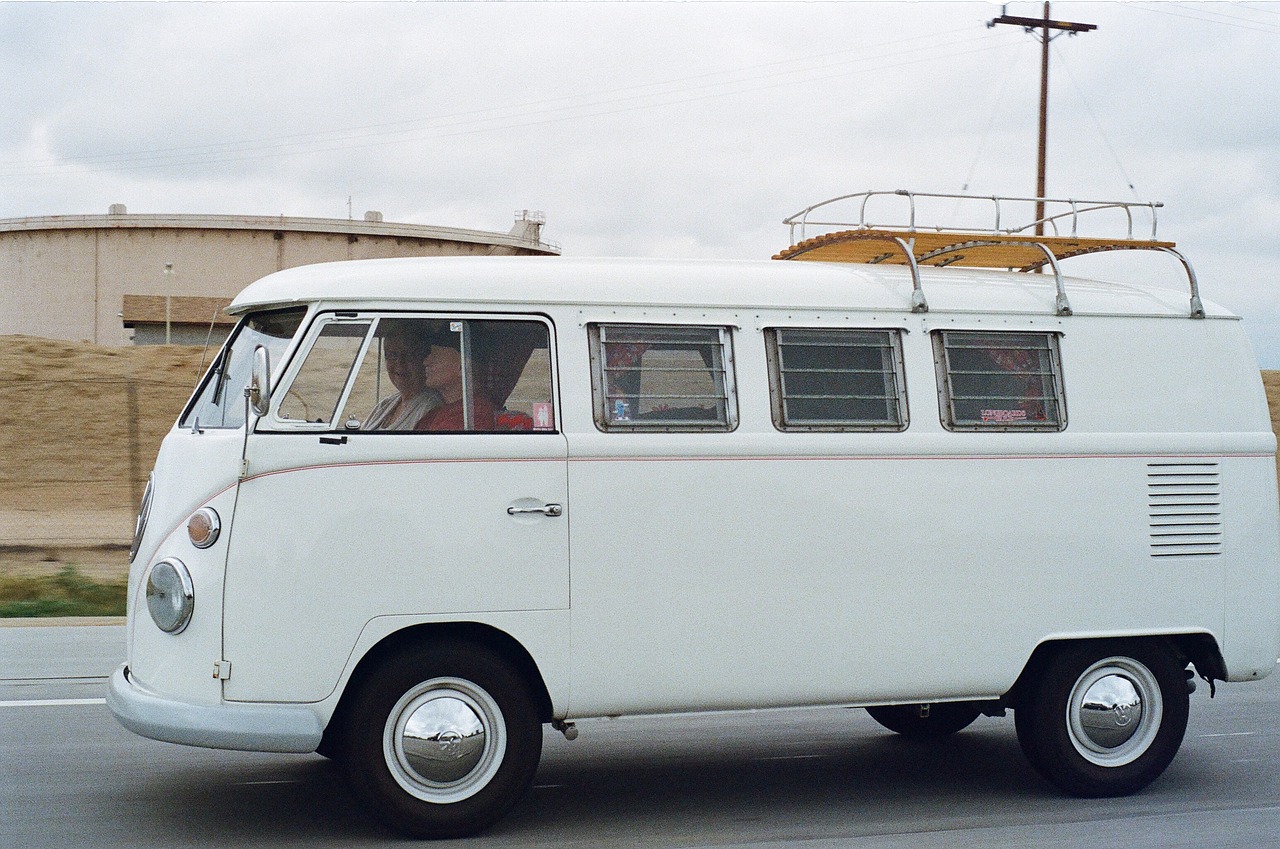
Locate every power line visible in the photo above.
<box><xmin>0</xmin><ymin>28</ymin><xmax>1026</xmax><ymax>179</ymax></box>
<box><xmin>959</xmin><ymin>43</ymin><xmax>1030</xmax><ymax>193</ymax></box>
<box><xmin>1129</xmin><ymin>1</ymin><xmax>1280</xmax><ymax>34</ymax></box>
<box><xmin>1052</xmin><ymin>43</ymin><xmax>1140</xmax><ymax>199</ymax></box>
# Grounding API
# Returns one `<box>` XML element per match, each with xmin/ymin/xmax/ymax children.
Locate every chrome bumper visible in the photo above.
<box><xmin>106</xmin><ymin>664</ymin><xmax>324</xmax><ymax>753</ymax></box>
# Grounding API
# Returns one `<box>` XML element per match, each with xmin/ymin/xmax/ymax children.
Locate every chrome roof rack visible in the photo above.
<box><xmin>775</xmin><ymin>190</ymin><xmax>1203</xmax><ymax>319</ymax></box>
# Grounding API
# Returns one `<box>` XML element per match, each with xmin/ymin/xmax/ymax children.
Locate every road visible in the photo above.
<box><xmin>3</xmin><ymin>622</ymin><xmax>1280</xmax><ymax>848</ymax></box>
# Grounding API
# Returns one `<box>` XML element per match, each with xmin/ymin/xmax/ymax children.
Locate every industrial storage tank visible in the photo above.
<box><xmin>0</xmin><ymin>206</ymin><xmax>559</xmax><ymax>346</ymax></box>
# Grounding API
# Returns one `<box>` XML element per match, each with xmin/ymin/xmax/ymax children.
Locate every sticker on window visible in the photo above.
<box><xmin>981</xmin><ymin>409</ymin><xmax>1029</xmax><ymax>422</ymax></box>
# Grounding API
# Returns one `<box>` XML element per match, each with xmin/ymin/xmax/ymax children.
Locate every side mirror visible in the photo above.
<box><xmin>248</xmin><ymin>345</ymin><xmax>271</xmax><ymax>417</ymax></box>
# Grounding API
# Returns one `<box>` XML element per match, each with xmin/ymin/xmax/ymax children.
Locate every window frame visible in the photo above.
<box><xmin>932</xmin><ymin>329</ymin><xmax>1067</xmax><ymax>432</ymax></box>
<box><xmin>270</xmin><ymin>315</ymin><xmax>375</xmax><ymax>431</ymax></box>
<box><xmin>259</xmin><ymin>311</ymin><xmax>561</xmax><ymax>434</ymax></box>
<box><xmin>765</xmin><ymin>327</ymin><xmax>909</xmax><ymax>432</ymax></box>
<box><xmin>588</xmin><ymin>322</ymin><xmax>739</xmax><ymax>433</ymax></box>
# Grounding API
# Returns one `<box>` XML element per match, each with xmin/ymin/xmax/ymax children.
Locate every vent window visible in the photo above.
<box><xmin>766</xmin><ymin>328</ymin><xmax>907</xmax><ymax>431</ymax></box>
<box><xmin>933</xmin><ymin>330</ymin><xmax>1065</xmax><ymax>431</ymax></box>
<box><xmin>589</xmin><ymin>324</ymin><xmax>736</xmax><ymax>431</ymax></box>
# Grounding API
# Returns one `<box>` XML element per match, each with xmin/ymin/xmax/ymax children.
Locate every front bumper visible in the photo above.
<box><xmin>106</xmin><ymin>664</ymin><xmax>324</xmax><ymax>753</ymax></box>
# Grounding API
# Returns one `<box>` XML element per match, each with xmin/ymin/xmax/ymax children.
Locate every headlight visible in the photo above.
<box><xmin>146</xmin><ymin>559</ymin><xmax>194</xmax><ymax>634</ymax></box>
<box><xmin>187</xmin><ymin>508</ymin><xmax>221</xmax><ymax>549</ymax></box>
<box><xmin>129</xmin><ymin>475</ymin><xmax>154</xmax><ymax>564</ymax></box>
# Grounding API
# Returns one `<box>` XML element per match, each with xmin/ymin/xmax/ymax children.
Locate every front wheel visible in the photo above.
<box><xmin>339</xmin><ymin>642</ymin><xmax>543</xmax><ymax>838</ymax></box>
<box><xmin>1015</xmin><ymin>640</ymin><xmax>1189</xmax><ymax>797</ymax></box>
<box><xmin>865</xmin><ymin>702</ymin><xmax>982</xmax><ymax>738</ymax></box>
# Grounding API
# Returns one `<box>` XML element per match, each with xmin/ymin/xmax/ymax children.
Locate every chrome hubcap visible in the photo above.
<box><xmin>1066</xmin><ymin>657</ymin><xmax>1162</xmax><ymax>767</ymax></box>
<box><xmin>384</xmin><ymin>677</ymin><xmax>505</xmax><ymax>803</ymax></box>
<box><xmin>402</xmin><ymin>696</ymin><xmax>487</xmax><ymax>783</ymax></box>
<box><xmin>1079</xmin><ymin>674</ymin><xmax>1143</xmax><ymax>748</ymax></box>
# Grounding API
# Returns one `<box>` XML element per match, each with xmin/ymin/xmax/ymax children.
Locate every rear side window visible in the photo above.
<box><xmin>589</xmin><ymin>324</ymin><xmax>737</xmax><ymax>431</ymax></box>
<box><xmin>933</xmin><ymin>330</ymin><xmax>1066</xmax><ymax>431</ymax></box>
<box><xmin>766</xmin><ymin>328</ymin><xmax>907</xmax><ymax>431</ymax></box>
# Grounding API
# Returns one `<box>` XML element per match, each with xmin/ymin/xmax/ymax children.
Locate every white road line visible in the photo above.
<box><xmin>235</xmin><ymin>780</ymin><xmax>301</xmax><ymax>786</ymax></box>
<box><xmin>1198</xmin><ymin>732</ymin><xmax>1257</xmax><ymax>738</ymax></box>
<box><xmin>0</xmin><ymin>697</ymin><xmax>106</xmax><ymax>708</ymax></box>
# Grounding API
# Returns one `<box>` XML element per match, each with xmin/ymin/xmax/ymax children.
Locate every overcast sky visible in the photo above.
<box><xmin>3</xmin><ymin>1</ymin><xmax>1278</xmax><ymax>363</ymax></box>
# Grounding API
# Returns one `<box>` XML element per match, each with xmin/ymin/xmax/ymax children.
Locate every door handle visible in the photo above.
<box><xmin>507</xmin><ymin>503</ymin><xmax>563</xmax><ymax>518</ymax></box>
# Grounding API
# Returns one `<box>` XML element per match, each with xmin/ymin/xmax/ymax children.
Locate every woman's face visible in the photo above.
<box><xmin>422</xmin><ymin>344</ymin><xmax>464</xmax><ymax>400</ymax></box>
<box><xmin>383</xmin><ymin>335</ymin><xmax>426</xmax><ymax>396</ymax></box>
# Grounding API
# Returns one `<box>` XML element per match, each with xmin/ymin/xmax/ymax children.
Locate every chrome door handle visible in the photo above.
<box><xmin>507</xmin><ymin>503</ymin><xmax>563</xmax><ymax>518</ymax></box>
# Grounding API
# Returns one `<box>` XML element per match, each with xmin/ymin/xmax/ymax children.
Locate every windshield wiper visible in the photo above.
<box><xmin>210</xmin><ymin>348</ymin><xmax>229</xmax><ymax>406</ymax></box>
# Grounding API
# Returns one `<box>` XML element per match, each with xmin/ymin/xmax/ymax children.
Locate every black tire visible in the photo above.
<box><xmin>865</xmin><ymin>702</ymin><xmax>982</xmax><ymax>738</ymax></box>
<box><xmin>1014</xmin><ymin>640</ymin><xmax>1189</xmax><ymax>797</ymax></box>
<box><xmin>338</xmin><ymin>642</ymin><xmax>543</xmax><ymax>838</ymax></box>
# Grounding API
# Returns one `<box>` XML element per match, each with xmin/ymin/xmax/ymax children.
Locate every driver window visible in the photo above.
<box><xmin>275</xmin><ymin>321</ymin><xmax>371</xmax><ymax>425</ymax></box>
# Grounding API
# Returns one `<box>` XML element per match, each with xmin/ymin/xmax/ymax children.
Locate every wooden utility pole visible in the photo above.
<box><xmin>988</xmin><ymin>3</ymin><xmax>1096</xmax><ymax>234</ymax></box>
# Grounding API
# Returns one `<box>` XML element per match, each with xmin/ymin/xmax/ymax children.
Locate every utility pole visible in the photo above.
<box><xmin>988</xmin><ymin>3</ymin><xmax>1096</xmax><ymax>235</ymax></box>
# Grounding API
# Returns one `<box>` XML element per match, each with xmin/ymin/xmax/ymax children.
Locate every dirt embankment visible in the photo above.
<box><xmin>1</xmin><ymin>336</ymin><xmax>208</xmax><ymax>578</ymax></box>
<box><xmin>0</xmin><ymin>335</ymin><xmax>209</xmax><ymax>510</ymax></box>
<box><xmin>3</xmin><ymin>336</ymin><xmax>1280</xmax><ymax>581</ymax></box>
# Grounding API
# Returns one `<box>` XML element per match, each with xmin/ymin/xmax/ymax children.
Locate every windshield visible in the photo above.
<box><xmin>180</xmin><ymin>308</ymin><xmax>307</xmax><ymax>430</ymax></box>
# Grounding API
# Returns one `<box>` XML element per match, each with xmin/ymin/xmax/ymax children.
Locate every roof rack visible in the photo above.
<box><xmin>774</xmin><ymin>190</ymin><xmax>1203</xmax><ymax>318</ymax></box>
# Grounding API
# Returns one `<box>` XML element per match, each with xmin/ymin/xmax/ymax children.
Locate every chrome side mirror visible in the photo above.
<box><xmin>248</xmin><ymin>345</ymin><xmax>271</xmax><ymax>417</ymax></box>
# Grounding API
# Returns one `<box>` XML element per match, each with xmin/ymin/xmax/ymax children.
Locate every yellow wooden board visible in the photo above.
<box><xmin>773</xmin><ymin>228</ymin><xmax>1176</xmax><ymax>271</ymax></box>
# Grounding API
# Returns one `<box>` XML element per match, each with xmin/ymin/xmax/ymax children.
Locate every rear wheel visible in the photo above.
<box><xmin>339</xmin><ymin>642</ymin><xmax>543</xmax><ymax>838</ymax></box>
<box><xmin>1015</xmin><ymin>640</ymin><xmax>1189</xmax><ymax>797</ymax></box>
<box><xmin>865</xmin><ymin>702</ymin><xmax>982</xmax><ymax>738</ymax></box>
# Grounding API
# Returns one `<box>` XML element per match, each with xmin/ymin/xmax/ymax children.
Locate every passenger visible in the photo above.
<box><xmin>363</xmin><ymin>322</ymin><xmax>442</xmax><ymax>430</ymax></box>
<box><xmin>415</xmin><ymin>328</ymin><xmax>497</xmax><ymax>431</ymax></box>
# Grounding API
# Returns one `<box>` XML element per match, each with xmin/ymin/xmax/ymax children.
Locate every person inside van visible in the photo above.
<box><xmin>414</xmin><ymin>324</ymin><xmax>497</xmax><ymax>431</ymax></box>
<box><xmin>362</xmin><ymin>320</ymin><xmax>443</xmax><ymax>430</ymax></box>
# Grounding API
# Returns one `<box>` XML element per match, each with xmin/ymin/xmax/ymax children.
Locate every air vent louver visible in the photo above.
<box><xmin>1148</xmin><ymin>462</ymin><xmax>1222</xmax><ymax>558</ymax></box>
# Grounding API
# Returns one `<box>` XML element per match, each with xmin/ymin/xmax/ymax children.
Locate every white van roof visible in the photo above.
<box><xmin>228</xmin><ymin>256</ymin><xmax>1234</xmax><ymax>321</ymax></box>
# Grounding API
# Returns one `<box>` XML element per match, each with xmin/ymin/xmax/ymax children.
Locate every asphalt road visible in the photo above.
<box><xmin>3</xmin><ymin>623</ymin><xmax>1280</xmax><ymax>848</ymax></box>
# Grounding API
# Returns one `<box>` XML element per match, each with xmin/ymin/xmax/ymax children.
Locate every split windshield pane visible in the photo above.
<box><xmin>180</xmin><ymin>307</ymin><xmax>307</xmax><ymax>430</ymax></box>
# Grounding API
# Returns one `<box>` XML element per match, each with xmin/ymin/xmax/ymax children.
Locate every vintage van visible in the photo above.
<box><xmin>109</xmin><ymin>193</ymin><xmax>1280</xmax><ymax>838</ymax></box>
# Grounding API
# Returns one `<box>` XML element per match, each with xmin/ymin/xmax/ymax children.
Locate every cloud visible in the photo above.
<box><xmin>2</xmin><ymin>1</ymin><xmax>1278</xmax><ymax>362</ymax></box>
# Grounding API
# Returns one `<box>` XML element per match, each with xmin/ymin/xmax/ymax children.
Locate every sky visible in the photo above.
<box><xmin>2</xmin><ymin>1</ymin><xmax>1278</xmax><ymax>363</ymax></box>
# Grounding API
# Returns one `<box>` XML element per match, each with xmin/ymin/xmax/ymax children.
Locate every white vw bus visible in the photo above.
<box><xmin>109</xmin><ymin>193</ymin><xmax>1280</xmax><ymax>838</ymax></box>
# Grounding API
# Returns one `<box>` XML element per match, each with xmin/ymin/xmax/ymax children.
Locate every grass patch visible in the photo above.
<box><xmin>0</xmin><ymin>565</ymin><xmax>127</xmax><ymax>618</ymax></box>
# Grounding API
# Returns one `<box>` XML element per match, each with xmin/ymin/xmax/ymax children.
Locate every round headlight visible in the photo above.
<box><xmin>129</xmin><ymin>475</ymin><xmax>155</xmax><ymax>564</ymax></box>
<box><xmin>146</xmin><ymin>559</ymin><xmax>194</xmax><ymax>634</ymax></box>
<box><xmin>187</xmin><ymin>508</ymin><xmax>221</xmax><ymax>549</ymax></box>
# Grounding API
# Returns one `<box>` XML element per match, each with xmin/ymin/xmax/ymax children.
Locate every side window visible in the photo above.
<box><xmin>589</xmin><ymin>324</ymin><xmax>737</xmax><ymax>431</ymax></box>
<box><xmin>766</xmin><ymin>328</ymin><xmax>907</xmax><ymax>431</ymax></box>
<box><xmin>342</xmin><ymin>316</ymin><xmax>555</xmax><ymax>433</ymax></box>
<box><xmin>276</xmin><ymin>321</ymin><xmax>371</xmax><ymax>425</ymax></box>
<box><xmin>933</xmin><ymin>330</ymin><xmax>1066</xmax><ymax>431</ymax></box>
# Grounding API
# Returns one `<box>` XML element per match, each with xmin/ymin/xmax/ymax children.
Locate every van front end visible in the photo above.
<box><xmin>107</xmin><ymin>423</ymin><xmax>324</xmax><ymax>753</ymax></box>
<box><xmin>108</xmin><ymin>306</ymin><xmax>324</xmax><ymax>753</ymax></box>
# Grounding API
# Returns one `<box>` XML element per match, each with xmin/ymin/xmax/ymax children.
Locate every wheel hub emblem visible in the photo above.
<box><xmin>438</xmin><ymin>730</ymin><xmax>463</xmax><ymax>756</ymax></box>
